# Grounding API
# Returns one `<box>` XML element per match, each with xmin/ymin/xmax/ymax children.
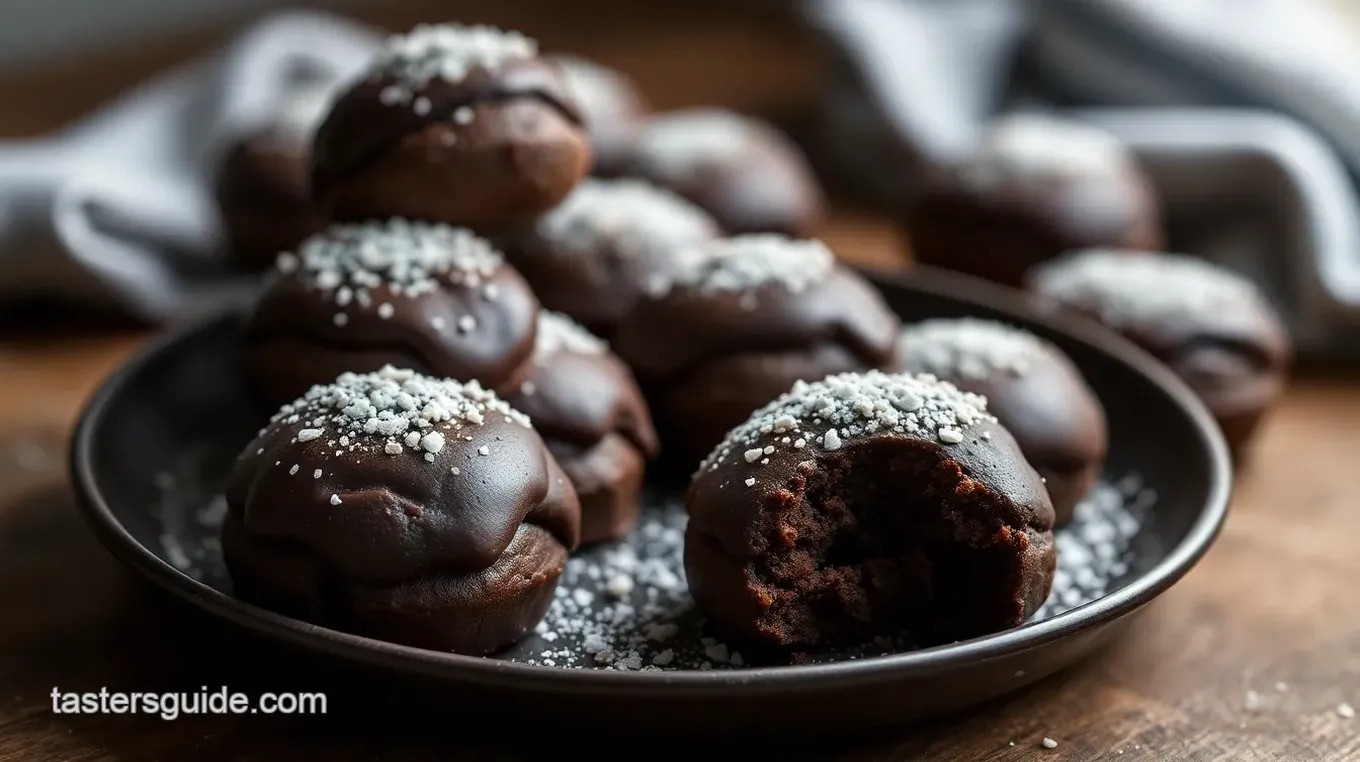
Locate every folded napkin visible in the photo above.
<box><xmin>0</xmin><ymin>10</ymin><xmax>381</xmax><ymax>323</ymax></box>
<box><xmin>797</xmin><ymin>0</ymin><xmax>1360</xmax><ymax>357</ymax></box>
<box><xmin>1030</xmin><ymin>0</ymin><xmax>1360</xmax><ymax>178</ymax></box>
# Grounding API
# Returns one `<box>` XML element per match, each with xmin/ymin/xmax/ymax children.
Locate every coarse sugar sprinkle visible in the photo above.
<box><xmin>899</xmin><ymin>318</ymin><xmax>1043</xmax><ymax>381</ymax></box>
<box><xmin>533</xmin><ymin>311</ymin><xmax>607</xmax><ymax>362</ymax></box>
<box><xmin>151</xmin><ymin>442</ymin><xmax>1151</xmax><ymax>670</ymax></box>
<box><xmin>1030</xmin><ymin>248</ymin><xmax>1263</xmax><ymax>329</ymax></box>
<box><xmin>509</xmin><ymin>474</ymin><xmax>1149</xmax><ymax>669</ymax></box>
<box><xmin>253</xmin><ymin>365</ymin><xmax>528</xmax><ymax>465</ymax></box>
<box><xmin>370</xmin><ymin>23</ymin><xmax>537</xmax><ymax>106</ymax></box>
<box><xmin>520</xmin><ymin>496</ymin><xmax>740</xmax><ymax>671</ymax></box>
<box><xmin>701</xmin><ymin>370</ymin><xmax>994</xmax><ymax>473</ymax></box>
<box><xmin>968</xmin><ymin>112</ymin><xmax>1130</xmax><ymax>187</ymax></box>
<box><xmin>1034</xmin><ymin>474</ymin><xmax>1151</xmax><ymax>620</ymax></box>
<box><xmin>635</xmin><ymin>109</ymin><xmax>755</xmax><ymax>181</ymax></box>
<box><xmin>535</xmin><ymin>178</ymin><xmax>716</xmax><ymax>260</ymax></box>
<box><xmin>277</xmin><ymin>219</ymin><xmax>502</xmax><ymax>305</ymax></box>
<box><xmin>652</xmin><ymin>234</ymin><xmax>835</xmax><ymax>299</ymax></box>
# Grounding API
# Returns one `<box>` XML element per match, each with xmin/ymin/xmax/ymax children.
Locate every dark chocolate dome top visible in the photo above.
<box><xmin>511</xmin><ymin>311</ymin><xmax>660</xmax><ymax>454</ymax></box>
<box><xmin>277</xmin><ymin>218</ymin><xmax>504</xmax><ymax>310</ymax></box>
<box><xmin>700</xmin><ymin>370</ymin><xmax>997</xmax><ymax>474</ymax></box>
<box><xmin>226</xmin><ymin>365</ymin><xmax>580</xmax><ymax>578</ymax></box>
<box><xmin>897</xmin><ymin>318</ymin><xmax>1045</xmax><ymax>382</ymax></box>
<box><xmin>1028</xmin><ymin>248</ymin><xmax>1291</xmax><ymax>362</ymax></box>
<box><xmin>650</xmin><ymin>233</ymin><xmax>834</xmax><ymax>299</ymax></box>
<box><xmin>534</xmin><ymin>178</ymin><xmax>718</xmax><ymax>269</ymax></box>
<box><xmin>960</xmin><ymin>113</ymin><xmax>1135</xmax><ymax>189</ymax></box>
<box><xmin>631</xmin><ymin>109</ymin><xmax>771</xmax><ymax>186</ymax></box>
<box><xmin>614</xmin><ymin>234</ymin><xmax>900</xmax><ymax>383</ymax></box>
<box><xmin>364</xmin><ymin>23</ymin><xmax>539</xmax><ymax>102</ymax></box>
<box><xmin>1029</xmin><ymin>248</ymin><xmax>1266</xmax><ymax>329</ymax></box>
<box><xmin>263</xmin><ymin>364</ymin><xmax>529</xmax><ymax>454</ymax></box>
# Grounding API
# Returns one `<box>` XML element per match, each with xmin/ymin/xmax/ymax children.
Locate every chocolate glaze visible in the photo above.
<box><xmin>904</xmin><ymin>119</ymin><xmax>1163</xmax><ymax>287</ymax></box>
<box><xmin>615</xmin><ymin>268</ymin><xmax>899</xmax><ymax>382</ymax></box>
<box><xmin>312</xmin><ymin>60</ymin><xmax>590</xmax><ymax>231</ymax></box>
<box><xmin>905</xmin><ymin>178</ymin><xmax>1162</xmax><ymax>287</ymax></box>
<box><xmin>547</xmin><ymin>434</ymin><xmax>646</xmax><ymax>546</ymax></box>
<box><xmin>501</xmin><ymin>179</ymin><xmax>720</xmax><ymax>338</ymax></box>
<box><xmin>1028</xmin><ymin>252</ymin><xmax>1291</xmax><ymax>453</ymax></box>
<box><xmin>658</xmin><ymin>343</ymin><xmax>867</xmax><ymax>469</ymax></box>
<box><xmin>624</xmin><ymin>109</ymin><xmax>826</xmax><ymax>238</ymax></box>
<box><xmin>894</xmin><ymin>321</ymin><xmax>1108</xmax><ymax>524</ymax></box>
<box><xmin>686</xmin><ymin>417</ymin><xmax>1055</xmax><ymax>649</ymax></box>
<box><xmin>614</xmin><ymin>265</ymin><xmax>901</xmax><ymax>467</ymax></box>
<box><xmin>505</xmin><ymin>316</ymin><xmax>659</xmax><ymax>543</ymax></box>
<box><xmin>243</xmin><ymin>261</ymin><xmax>539</xmax><ymax>408</ymax></box>
<box><xmin>549</xmin><ymin>55</ymin><xmax>649</xmax><ymax>177</ymax></box>
<box><xmin>223</xmin><ymin>393</ymin><xmax>580</xmax><ymax>655</ymax></box>
<box><xmin>214</xmin><ymin>129</ymin><xmax>328</xmax><ymax>272</ymax></box>
<box><xmin>509</xmin><ymin>343</ymin><xmax>658</xmax><ymax>455</ymax></box>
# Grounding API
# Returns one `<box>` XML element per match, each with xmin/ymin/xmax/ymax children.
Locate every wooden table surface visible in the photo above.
<box><xmin>1</xmin><ymin>3</ymin><xmax>1358</xmax><ymax>760</ymax></box>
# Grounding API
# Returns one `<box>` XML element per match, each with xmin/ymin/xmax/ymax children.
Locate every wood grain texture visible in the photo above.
<box><xmin>1</xmin><ymin>2</ymin><xmax>1358</xmax><ymax>760</ymax></box>
<box><xmin>0</xmin><ymin>0</ymin><xmax>821</xmax><ymax>139</ymax></box>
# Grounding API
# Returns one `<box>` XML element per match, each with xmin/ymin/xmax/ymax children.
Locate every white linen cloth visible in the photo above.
<box><xmin>0</xmin><ymin>10</ymin><xmax>381</xmax><ymax>323</ymax></box>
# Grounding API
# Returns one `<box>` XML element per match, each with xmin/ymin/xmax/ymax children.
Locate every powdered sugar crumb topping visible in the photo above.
<box><xmin>535</xmin><ymin>178</ymin><xmax>716</xmax><ymax>260</ymax></box>
<box><xmin>1030</xmin><ymin>249</ymin><xmax>1263</xmax><ymax>328</ymax></box>
<box><xmin>635</xmin><ymin>109</ymin><xmax>755</xmax><ymax>181</ymax></box>
<box><xmin>520</xmin><ymin>504</ymin><xmax>740</xmax><ymax>671</ymax></box>
<box><xmin>653</xmin><ymin>234</ymin><xmax>834</xmax><ymax>298</ymax></box>
<box><xmin>263</xmin><ymin>366</ymin><xmax>528</xmax><ymax>466</ymax></box>
<box><xmin>899</xmin><ymin>318</ymin><xmax>1042</xmax><ymax>380</ymax></box>
<box><xmin>533</xmin><ymin>311</ymin><xmax>606</xmax><ymax>362</ymax></box>
<box><xmin>277</xmin><ymin>219</ymin><xmax>502</xmax><ymax>314</ymax></box>
<box><xmin>967</xmin><ymin>113</ymin><xmax>1130</xmax><ymax>188</ymax></box>
<box><xmin>701</xmin><ymin>371</ymin><xmax>993</xmax><ymax>471</ymax></box>
<box><xmin>155</xmin><ymin>469</ymin><xmax>1149</xmax><ymax>664</ymax></box>
<box><xmin>369</xmin><ymin>24</ymin><xmax>537</xmax><ymax>104</ymax></box>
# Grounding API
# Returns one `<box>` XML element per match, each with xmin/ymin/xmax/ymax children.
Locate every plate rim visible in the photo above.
<box><xmin>68</xmin><ymin>266</ymin><xmax>1234</xmax><ymax>696</ymax></box>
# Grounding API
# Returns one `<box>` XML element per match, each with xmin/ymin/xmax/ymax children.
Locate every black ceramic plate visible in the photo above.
<box><xmin>70</xmin><ymin>267</ymin><xmax>1231</xmax><ymax>734</ymax></box>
